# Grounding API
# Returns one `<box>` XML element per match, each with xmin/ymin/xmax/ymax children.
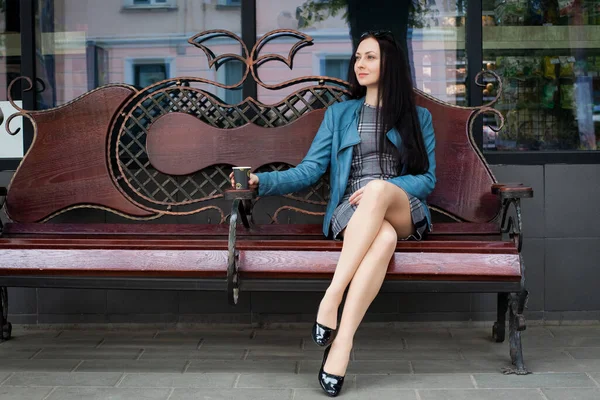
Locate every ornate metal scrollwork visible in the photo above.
<box><xmin>107</xmin><ymin>29</ymin><xmax>346</xmax><ymax>218</ymax></box>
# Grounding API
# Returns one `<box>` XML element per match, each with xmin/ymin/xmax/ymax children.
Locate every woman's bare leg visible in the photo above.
<box><xmin>316</xmin><ymin>180</ymin><xmax>413</xmax><ymax>329</ymax></box>
<box><xmin>322</xmin><ymin>220</ymin><xmax>399</xmax><ymax>376</ymax></box>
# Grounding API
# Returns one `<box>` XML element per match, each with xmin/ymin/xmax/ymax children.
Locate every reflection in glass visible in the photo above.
<box><xmin>34</xmin><ymin>0</ymin><xmax>242</xmax><ymax>109</ymax></box>
<box><xmin>483</xmin><ymin>0</ymin><xmax>599</xmax><ymax>151</ymax></box>
<box><xmin>1</xmin><ymin>0</ymin><xmax>23</xmax><ymax>158</ymax></box>
<box><xmin>257</xmin><ymin>0</ymin><xmax>467</xmax><ymax>106</ymax></box>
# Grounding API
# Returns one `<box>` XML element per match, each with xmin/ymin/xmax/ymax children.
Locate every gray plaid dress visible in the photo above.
<box><xmin>329</xmin><ymin>103</ymin><xmax>431</xmax><ymax>241</ymax></box>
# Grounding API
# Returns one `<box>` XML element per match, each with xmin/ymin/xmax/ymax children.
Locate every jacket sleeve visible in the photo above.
<box><xmin>255</xmin><ymin>107</ymin><xmax>334</xmax><ymax>197</ymax></box>
<box><xmin>385</xmin><ymin>107</ymin><xmax>436</xmax><ymax>201</ymax></box>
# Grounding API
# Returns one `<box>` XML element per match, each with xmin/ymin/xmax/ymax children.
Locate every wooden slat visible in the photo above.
<box><xmin>3</xmin><ymin>222</ymin><xmax>501</xmax><ymax>237</ymax></box>
<box><xmin>146</xmin><ymin>109</ymin><xmax>326</xmax><ymax>175</ymax></box>
<box><xmin>5</xmin><ymin>86</ymin><xmax>154</xmax><ymax>222</ymax></box>
<box><xmin>0</xmin><ymin>249</ymin><xmax>227</xmax><ymax>277</ymax></box>
<box><xmin>0</xmin><ymin>249</ymin><xmax>520</xmax><ymax>281</ymax></box>
<box><xmin>0</xmin><ymin>238</ymin><xmax>517</xmax><ymax>253</ymax></box>
<box><xmin>241</xmin><ymin>251</ymin><xmax>521</xmax><ymax>281</ymax></box>
<box><xmin>415</xmin><ymin>94</ymin><xmax>500</xmax><ymax>223</ymax></box>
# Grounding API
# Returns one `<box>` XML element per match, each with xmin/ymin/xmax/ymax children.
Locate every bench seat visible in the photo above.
<box><xmin>0</xmin><ymin>221</ymin><xmax>520</xmax><ymax>282</ymax></box>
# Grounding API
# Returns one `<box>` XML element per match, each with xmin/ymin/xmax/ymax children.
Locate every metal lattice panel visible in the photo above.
<box><xmin>108</xmin><ymin>81</ymin><xmax>342</xmax><ymax>216</ymax></box>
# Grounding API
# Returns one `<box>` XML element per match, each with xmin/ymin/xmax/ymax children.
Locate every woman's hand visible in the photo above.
<box><xmin>348</xmin><ymin>187</ymin><xmax>364</xmax><ymax>206</ymax></box>
<box><xmin>229</xmin><ymin>172</ymin><xmax>259</xmax><ymax>191</ymax></box>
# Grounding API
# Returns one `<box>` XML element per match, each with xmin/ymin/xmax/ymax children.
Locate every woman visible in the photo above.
<box><xmin>230</xmin><ymin>30</ymin><xmax>436</xmax><ymax>397</ymax></box>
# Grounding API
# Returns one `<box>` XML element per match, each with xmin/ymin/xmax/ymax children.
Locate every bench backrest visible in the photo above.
<box><xmin>3</xmin><ymin>29</ymin><xmax>501</xmax><ymax>225</ymax></box>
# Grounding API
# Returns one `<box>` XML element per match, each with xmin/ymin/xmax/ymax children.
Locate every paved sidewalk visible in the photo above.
<box><xmin>1</xmin><ymin>323</ymin><xmax>600</xmax><ymax>399</ymax></box>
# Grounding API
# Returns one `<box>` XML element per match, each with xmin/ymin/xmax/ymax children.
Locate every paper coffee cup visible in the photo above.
<box><xmin>233</xmin><ymin>167</ymin><xmax>251</xmax><ymax>190</ymax></box>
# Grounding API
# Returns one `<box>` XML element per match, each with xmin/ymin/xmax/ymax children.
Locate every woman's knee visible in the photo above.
<box><xmin>374</xmin><ymin>220</ymin><xmax>398</xmax><ymax>250</ymax></box>
<box><xmin>363</xmin><ymin>180</ymin><xmax>388</xmax><ymax>200</ymax></box>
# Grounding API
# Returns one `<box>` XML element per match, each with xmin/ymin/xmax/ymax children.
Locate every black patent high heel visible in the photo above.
<box><xmin>312</xmin><ymin>320</ymin><xmax>336</xmax><ymax>347</ymax></box>
<box><xmin>318</xmin><ymin>345</ymin><xmax>345</xmax><ymax>397</ymax></box>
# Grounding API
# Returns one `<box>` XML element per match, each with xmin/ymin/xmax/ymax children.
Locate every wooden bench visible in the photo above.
<box><xmin>0</xmin><ymin>29</ymin><xmax>532</xmax><ymax>374</ymax></box>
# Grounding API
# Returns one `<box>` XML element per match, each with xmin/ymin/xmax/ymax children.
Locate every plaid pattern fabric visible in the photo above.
<box><xmin>330</xmin><ymin>103</ymin><xmax>431</xmax><ymax>241</ymax></box>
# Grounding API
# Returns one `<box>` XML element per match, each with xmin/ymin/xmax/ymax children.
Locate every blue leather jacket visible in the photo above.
<box><xmin>255</xmin><ymin>98</ymin><xmax>436</xmax><ymax>237</ymax></box>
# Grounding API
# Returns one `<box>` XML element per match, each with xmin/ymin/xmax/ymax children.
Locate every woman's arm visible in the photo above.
<box><xmin>385</xmin><ymin>107</ymin><xmax>436</xmax><ymax>201</ymax></box>
<box><xmin>255</xmin><ymin>107</ymin><xmax>334</xmax><ymax>197</ymax></box>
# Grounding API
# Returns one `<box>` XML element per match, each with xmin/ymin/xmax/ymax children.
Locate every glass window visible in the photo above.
<box><xmin>256</xmin><ymin>0</ymin><xmax>467</xmax><ymax>106</ymax></box>
<box><xmin>133</xmin><ymin>62</ymin><xmax>168</xmax><ymax>87</ymax></box>
<box><xmin>222</xmin><ymin>60</ymin><xmax>244</xmax><ymax>104</ymax></box>
<box><xmin>0</xmin><ymin>0</ymin><xmax>23</xmax><ymax>159</ymax></box>
<box><xmin>483</xmin><ymin>0</ymin><xmax>599</xmax><ymax>151</ymax></box>
<box><xmin>322</xmin><ymin>57</ymin><xmax>350</xmax><ymax>81</ymax></box>
<box><xmin>34</xmin><ymin>0</ymin><xmax>241</xmax><ymax>109</ymax></box>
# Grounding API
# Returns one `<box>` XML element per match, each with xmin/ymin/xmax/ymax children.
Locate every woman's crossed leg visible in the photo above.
<box><xmin>317</xmin><ymin>180</ymin><xmax>415</xmax><ymax>375</ymax></box>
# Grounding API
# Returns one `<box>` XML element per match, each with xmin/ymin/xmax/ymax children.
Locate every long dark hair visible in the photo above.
<box><xmin>347</xmin><ymin>32</ymin><xmax>429</xmax><ymax>175</ymax></box>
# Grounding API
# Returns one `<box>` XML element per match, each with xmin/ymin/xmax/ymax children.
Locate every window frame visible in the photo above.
<box><xmin>122</xmin><ymin>0</ymin><xmax>177</xmax><ymax>10</ymax></box>
<box><xmin>216</xmin><ymin>62</ymin><xmax>245</xmax><ymax>105</ymax></box>
<box><xmin>124</xmin><ymin>57</ymin><xmax>176</xmax><ymax>88</ymax></box>
<box><xmin>313</xmin><ymin>52</ymin><xmax>351</xmax><ymax>81</ymax></box>
<box><xmin>217</xmin><ymin>0</ymin><xmax>242</xmax><ymax>7</ymax></box>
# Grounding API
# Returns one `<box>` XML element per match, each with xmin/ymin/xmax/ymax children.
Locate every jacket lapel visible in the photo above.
<box><xmin>337</xmin><ymin>99</ymin><xmax>403</xmax><ymax>153</ymax></box>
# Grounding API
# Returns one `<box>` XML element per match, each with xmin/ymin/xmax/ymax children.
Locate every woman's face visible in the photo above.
<box><xmin>354</xmin><ymin>37</ymin><xmax>381</xmax><ymax>88</ymax></box>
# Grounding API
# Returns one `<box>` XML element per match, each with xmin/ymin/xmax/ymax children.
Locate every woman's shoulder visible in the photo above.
<box><xmin>326</xmin><ymin>98</ymin><xmax>361</xmax><ymax>114</ymax></box>
<box><xmin>415</xmin><ymin>105</ymin><xmax>432</xmax><ymax>120</ymax></box>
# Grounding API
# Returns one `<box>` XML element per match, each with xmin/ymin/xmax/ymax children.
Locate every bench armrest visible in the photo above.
<box><xmin>224</xmin><ymin>189</ymin><xmax>255</xmax><ymax>229</ymax></box>
<box><xmin>492</xmin><ymin>183</ymin><xmax>533</xmax><ymax>253</ymax></box>
<box><xmin>491</xmin><ymin>183</ymin><xmax>533</xmax><ymax>199</ymax></box>
<box><xmin>225</xmin><ymin>190</ymin><xmax>256</xmax><ymax>305</ymax></box>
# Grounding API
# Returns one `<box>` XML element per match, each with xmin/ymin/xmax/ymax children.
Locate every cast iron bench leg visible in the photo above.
<box><xmin>502</xmin><ymin>290</ymin><xmax>529</xmax><ymax>375</ymax></box>
<box><xmin>493</xmin><ymin>292</ymin><xmax>508</xmax><ymax>342</ymax></box>
<box><xmin>1</xmin><ymin>287</ymin><xmax>11</xmax><ymax>342</ymax></box>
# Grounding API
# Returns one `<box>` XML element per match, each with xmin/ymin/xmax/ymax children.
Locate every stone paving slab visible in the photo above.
<box><xmin>75</xmin><ymin>359</ymin><xmax>188</xmax><ymax>373</ymax></box>
<box><xmin>473</xmin><ymin>372</ymin><xmax>597</xmax><ymax>388</ymax></box>
<box><xmin>117</xmin><ymin>373</ymin><xmax>236</xmax><ymax>388</ymax></box>
<box><xmin>236</xmin><ymin>373</ymin><xmax>338</xmax><ymax>389</ymax></box>
<box><xmin>542</xmin><ymin>388</ymin><xmax>600</xmax><ymax>400</ymax></box>
<box><xmin>139</xmin><ymin>348</ymin><xmax>246</xmax><ymax>360</ymax></box>
<box><xmin>0</xmin><ymin>386</ymin><xmax>54</xmax><ymax>400</ymax></box>
<box><xmin>567</xmin><ymin>348</ymin><xmax>600</xmax><ymax>359</ymax></box>
<box><xmin>200</xmin><ymin>336</ymin><xmax>303</xmax><ymax>349</ymax></box>
<box><xmin>547</xmin><ymin>326</ymin><xmax>600</xmax><ymax>337</ymax></box>
<box><xmin>186</xmin><ymin>360</ymin><xmax>296</xmax><ymax>374</ymax></box>
<box><xmin>411</xmin><ymin>360</ymin><xmax>507</xmax><ymax>374</ymax></box>
<box><xmin>33</xmin><ymin>347</ymin><xmax>142</xmax><ymax>360</ymax></box>
<box><xmin>356</xmin><ymin>374</ymin><xmax>475</xmax><ymax>389</ymax></box>
<box><xmin>0</xmin><ymin>372</ymin><xmax>11</xmax><ymax>384</ymax></box>
<box><xmin>99</xmin><ymin>338</ymin><xmax>201</xmax><ymax>349</ymax></box>
<box><xmin>417</xmin><ymin>388</ymin><xmax>545</xmax><ymax>400</ymax></box>
<box><xmin>299</xmin><ymin>360</ymin><xmax>412</xmax><ymax>375</ymax></box>
<box><xmin>353</xmin><ymin>348</ymin><xmax>463</xmax><ymax>360</ymax></box>
<box><xmin>45</xmin><ymin>387</ymin><xmax>173</xmax><ymax>400</ymax></box>
<box><xmin>575</xmin><ymin>360</ymin><xmax>600</xmax><ymax>372</ymax></box>
<box><xmin>293</xmin><ymin>387</ymin><xmax>418</xmax><ymax>399</ymax></box>
<box><xmin>460</xmin><ymin>347</ymin><xmax>568</xmax><ymax>360</ymax></box>
<box><xmin>449</xmin><ymin>326</ymin><xmax>553</xmax><ymax>338</ymax></box>
<box><xmin>245</xmin><ymin>349</ymin><xmax>326</xmax><ymax>360</ymax></box>
<box><xmin>3</xmin><ymin>371</ymin><xmax>123</xmax><ymax>387</ymax></box>
<box><xmin>1</xmin><ymin>337</ymin><xmax>102</xmax><ymax>347</ymax></box>
<box><xmin>56</xmin><ymin>331</ymin><xmax>157</xmax><ymax>339</ymax></box>
<box><xmin>588</xmin><ymin>372</ymin><xmax>600</xmax><ymax>383</ymax></box>
<box><xmin>169</xmin><ymin>388</ymin><xmax>292</xmax><ymax>400</ymax></box>
<box><xmin>0</xmin><ymin>348</ymin><xmax>41</xmax><ymax>359</ymax></box>
<box><xmin>0</xmin><ymin>359</ymin><xmax>80</xmax><ymax>372</ymax></box>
